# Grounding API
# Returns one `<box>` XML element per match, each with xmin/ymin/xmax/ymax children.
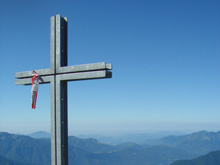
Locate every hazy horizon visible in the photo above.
<box><xmin>2</xmin><ymin>122</ymin><xmax>219</xmax><ymax>137</ymax></box>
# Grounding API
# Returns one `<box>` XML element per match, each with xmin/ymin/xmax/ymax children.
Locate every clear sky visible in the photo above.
<box><xmin>0</xmin><ymin>0</ymin><xmax>219</xmax><ymax>136</ymax></box>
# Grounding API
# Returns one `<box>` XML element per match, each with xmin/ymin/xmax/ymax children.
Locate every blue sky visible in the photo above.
<box><xmin>0</xmin><ymin>0</ymin><xmax>219</xmax><ymax>136</ymax></box>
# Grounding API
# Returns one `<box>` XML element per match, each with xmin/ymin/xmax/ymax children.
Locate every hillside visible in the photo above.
<box><xmin>171</xmin><ymin>150</ymin><xmax>220</xmax><ymax>165</ymax></box>
<box><xmin>0</xmin><ymin>132</ymin><xmax>51</xmax><ymax>164</ymax></box>
<box><xmin>0</xmin><ymin>155</ymin><xmax>34</xmax><ymax>165</ymax></box>
<box><xmin>86</xmin><ymin>145</ymin><xmax>194</xmax><ymax>165</ymax></box>
<box><xmin>145</xmin><ymin>130</ymin><xmax>220</xmax><ymax>155</ymax></box>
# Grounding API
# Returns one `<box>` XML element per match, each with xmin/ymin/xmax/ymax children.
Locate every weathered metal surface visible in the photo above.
<box><xmin>55</xmin><ymin>15</ymin><xmax>68</xmax><ymax>165</ymax></box>
<box><xmin>15</xmin><ymin>68</ymin><xmax>52</xmax><ymax>79</ymax></box>
<box><xmin>50</xmin><ymin>15</ymin><xmax>57</xmax><ymax>165</ymax></box>
<box><xmin>57</xmin><ymin>62</ymin><xmax>112</xmax><ymax>74</ymax></box>
<box><xmin>50</xmin><ymin>78</ymin><xmax>56</xmax><ymax>165</ymax></box>
<box><xmin>51</xmin><ymin>16</ymin><xmax>56</xmax><ymax>74</ymax></box>
<box><xmin>58</xmin><ymin>70</ymin><xmax>111</xmax><ymax>81</ymax></box>
<box><xmin>15</xmin><ymin>75</ymin><xmax>53</xmax><ymax>85</ymax></box>
<box><xmin>15</xmin><ymin>63</ymin><xmax>112</xmax><ymax>79</ymax></box>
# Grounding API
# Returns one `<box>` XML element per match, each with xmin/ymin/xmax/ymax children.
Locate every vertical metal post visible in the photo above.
<box><xmin>55</xmin><ymin>15</ymin><xmax>68</xmax><ymax>165</ymax></box>
<box><xmin>61</xmin><ymin>16</ymin><xmax>68</xmax><ymax>165</ymax></box>
<box><xmin>50</xmin><ymin>16</ymin><xmax>57</xmax><ymax>165</ymax></box>
<box><xmin>56</xmin><ymin>78</ymin><xmax>68</xmax><ymax>165</ymax></box>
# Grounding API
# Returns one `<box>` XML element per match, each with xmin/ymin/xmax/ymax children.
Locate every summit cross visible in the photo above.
<box><xmin>15</xmin><ymin>14</ymin><xmax>112</xmax><ymax>165</ymax></box>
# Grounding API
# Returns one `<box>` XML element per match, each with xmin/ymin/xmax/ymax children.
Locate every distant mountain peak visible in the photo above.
<box><xmin>28</xmin><ymin>131</ymin><xmax>50</xmax><ymax>139</ymax></box>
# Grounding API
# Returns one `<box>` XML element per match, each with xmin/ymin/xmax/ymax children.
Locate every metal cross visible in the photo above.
<box><xmin>15</xmin><ymin>14</ymin><xmax>112</xmax><ymax>165</ymax></box>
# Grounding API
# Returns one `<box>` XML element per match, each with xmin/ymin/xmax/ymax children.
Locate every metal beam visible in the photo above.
<box><xmin>15</xmin><ymin>68</ymin><xmax>52</xmax><ymax>79</ymax></box>
<box><xmin>15</xmin><ymin>63</ymin><xmax>112</xmax><ymax>79</ymax></box>
<box><xmin>15</xmin><ymin>75</ymin><xmax>53</xmax><ymax>85</ymax></box>
<box><xmin>50</xmin><ymin>77</ymin><xmax>56</xmax><ymax>165</ymax></box>
<box><xmin>57</xmin><ymin>62</ymin><xmax>112</xmax><ymax>74</ymax></box>
<box><xmin>55</xmin><ymin>14</ymin><xmax>68</xmax><ymax>165</ymax></box>
<box><xmin>58</xmin><ymin>70</ymin><xmax>112</xmax><ymax>81</ymax></box>
<box><xmin>15</xmin><ymin>70</ymin><xmax>111</xmax><ymax>85</ymax></box>
<box><xmin>50</xmin><ymin>15</ymin><xmax>57</xmax><ymax>165</ymax></box>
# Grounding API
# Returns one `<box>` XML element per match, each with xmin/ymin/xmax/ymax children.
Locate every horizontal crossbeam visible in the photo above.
<box><xmin>58</xmin><ymin>70</ymin><xmax>112</xmax><ymax>81</ymax></box>
<box><xmin>15</xmin><ymin>75</ymin><xmax>53</xmax><ymax>85</ymax></box>
<box><xmin>57</xmin><ymin>62</ymin><xmax>112</xmax><ymax>74</ymax></box>
<box><xmin>15</xmin><ymin>70</ymin><xmax>112</xmax><ymax>85</ymax></box>
<box><xmin>15</xmin><ymin>62</ymin><xmax>112</xmax><ymax>79</ymax></box>
<box><xmin>15</xmin><ymin>69</ymin><xmax>52</xmax><ymax>79</ymax></box>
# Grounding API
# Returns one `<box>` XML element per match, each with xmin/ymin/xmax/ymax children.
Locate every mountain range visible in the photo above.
<box><xmin>0</xmin><ymin>131</ymin><xmax>220</xmax><ymax>165</ymax></box>
<box><xmin>77</xmin><ymin>131</ymin><xmax>185</xmax><ymax>145</ymax></box>
<box><xmin>144</xmin><ymin>130</ymin><xmax>220</xmax><ymax>156</ymax></box>
<box><xmin>27</xmin><ymin>131</ymin><xmax>186</xmax><ymax>144</ymax></box>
